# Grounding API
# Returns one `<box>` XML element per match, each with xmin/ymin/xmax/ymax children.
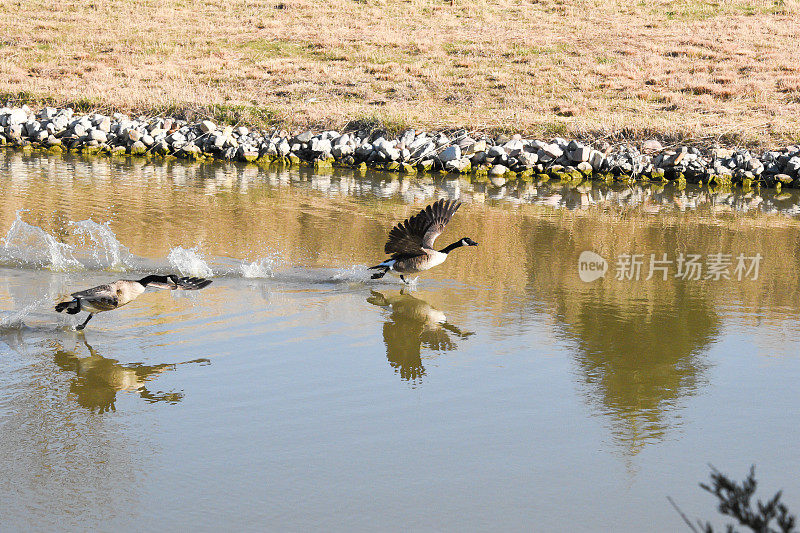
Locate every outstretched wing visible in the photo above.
<box><xmin>384</xmin><ymin>199</ymin><xmax>462</xmax><ymax>255</ymax></box>
<box><xmin>175</xmin><ymin>277</ymin><xmax>212</xmax><ymax>290</ymax></box>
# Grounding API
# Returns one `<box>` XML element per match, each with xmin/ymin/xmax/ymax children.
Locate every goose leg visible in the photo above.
<box><xmin>76</xmin><ymin>313</ymin><xmax>94</xmax><ymax>331</ymax></box>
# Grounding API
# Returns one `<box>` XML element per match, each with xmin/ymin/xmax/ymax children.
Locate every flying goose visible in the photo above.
<box><xmin>56</xmin><ymin>275</ymin><xmax>212</xmax><ymax>330</ymax></box>
<box><xmin>369</xmin><ymin>198</ymin><xmax>477</xmax><ymax>283</ymax></box>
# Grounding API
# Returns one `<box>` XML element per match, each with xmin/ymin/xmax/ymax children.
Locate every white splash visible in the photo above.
<box><xmin>167</xmin><ymin>246</ymin><xmax>214</xmax><ymax>277</ymax></box>
<box><xmin>71</xmin><ymin>219</ymin><xmax>132</xmax><ymax>270</ymax></box>
<box><xmin>240</xmin><ymin>252</ymin><xmax>282</xmax><ymax>278</ymax></box>
<box><xmin>0</xmin><ymin>297</ymin><xmax>48</xmax><ymax>328</ymax></box>
<box><xmin>1</xmin><ymin>211</ymin><xmax>82</xmax><ymax>271</ymax></box>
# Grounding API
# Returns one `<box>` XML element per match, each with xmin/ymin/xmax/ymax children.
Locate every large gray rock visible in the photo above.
<box><xmin>200</xmin><ymin>120</ymin><xmax>216</xmax><ymax>133</ymax></box>
<box><xmin>588</xmin><ymin>150</ymin><xmax>605</xmax><ymax>169</ymax></box>
<box><xmin>570</xmin><ymin>146</ymin><xmax>591</xmax><ymax>163</ymax></box>
<box><xmin>439</xmin><ymin>145</ymin><xmax>461</xmax><ymax>162</ymax></box>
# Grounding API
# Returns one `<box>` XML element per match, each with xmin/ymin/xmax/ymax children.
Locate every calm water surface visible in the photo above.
<box><xmin>1</xmin><ymin>151</ymin><xmax>799</xmax><ymax>532</ymax></box>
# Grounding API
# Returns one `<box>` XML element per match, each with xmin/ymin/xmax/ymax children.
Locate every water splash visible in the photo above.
<box><xmin>167</xmin><ymin>246</ymin><xmax>214</xmax><ymax>277</ymax></box>
<box><xmin>71</xmin><ymin>219</ymin><xmax>132</xmax><ymax>270</ymax></box>
<box><xmin>240</xmin><ymin>253</ymin><xmax>282</xmax><ymax>278</ymax></box>
<box><xmin>0</xmin><ymin>297</ymin><xmax>49</xmax><ymax>329</ymax></box>
<box><xmin>1</xmin><ymin>211</ymin><xmax>82</xmax><ymax>271</ymax></box>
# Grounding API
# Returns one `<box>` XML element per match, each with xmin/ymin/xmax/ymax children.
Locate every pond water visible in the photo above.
<box><xmin>0</xmin><ymin>150</ymin><xmax>798</xmax><ymax>532</ymax></box>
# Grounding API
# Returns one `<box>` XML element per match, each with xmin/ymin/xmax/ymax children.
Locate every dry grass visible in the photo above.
<box><xmin>1</xmin><ymin>0</ymin><xmax>799</xmax><ymax>147</ymax></box>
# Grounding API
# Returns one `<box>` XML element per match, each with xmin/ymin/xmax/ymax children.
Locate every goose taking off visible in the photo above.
<box><xmin>55</xmin><ymin>275</ymin><xmax>212</xmax><ymax>330</ymax></box>
<box><xmin>369</xmin><ymin>199</ymin><xmax>477</xmax><ymax>283</ymax></box>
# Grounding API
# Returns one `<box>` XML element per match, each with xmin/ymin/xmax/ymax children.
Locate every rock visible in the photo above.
<box><xmin>311</xmin><ymin>138</ymin><xmax>332</xmax><ymax>154</ymax></box>
<box><xmin>503</xmin><ymin>139</ymin><xmax>524</xmax><ymax>152</ymax></box>
<box><xmin>642</xmin><ymin>139</ymin><xmax>662</xmax><ymax>154</ymax></box>
<box><xmin>664</xmin><ymin>151</ymin><xmax>686</xmax><ymax>166</ymax></box>
<box><xmin>400</xmin><ymin>129</ymin><xmax>416</xmax><ymax>147</ymax></box>
<box><xmin>141</xmin><ymin>134</ymin><xmax>154</xmax><ymax>147</ymax></box>
<box><xmin>712</xmin><ymin>147</ymin><xmax>733</xmax><ymax>159</ymax></box>
<box><xmin>235</xmin><ymin>126</ymin><xmax>249</xmax><ymax>137</ymax></box>
<box><xmin>439</xmin><ymin>145</ymin><xmax>461</xmax><ymax>163</ymax></box>
<box><xmin>277</xmin><ymin>139</ymin><xmax>291</xmax><ymax>157</ymax></box>
<box><xmin>570</xmin><ymin>146</ymin><xmax>591</xmax><ymax>163</ymax></box>
<box><xmin>518</xmin><ymin>152</ymin><xmax>538</xmax><ymax>168</ymax></box>
<box><xmin>127</xmin><ymin>129</ymin><xmax>141</xmax><ymax>142</ymax></box>
<box><xmin>238</xmin><ymin>145</ymin><xmax>259</xmax><ymax>162</ymax></box>
<box><xmin>775</xmin><ymin>174</ymin><xmax>793</xmax><ymax>184</ymax></box>
<box><xmin>542</xmin><ymin>143</ymin><xmax>563</xmax><ymax>159</ymax></box>
<box><xmin>411</xmin><ymin>141</ymin><xmax>436</xmax><ymax>160</ymax></box>
<box><xmin>39</xmin><ymin>107</ymin><xmax>57</xmax><ymax>120</ymax></box>
<box><xmin>577</xmin><ymin>161</ymin><xmax>593</xmax><ymax>175</ymax></box>
<box><xmin>588</xmin><ymin>150</ymin><xmax>605</xmax><ymax>169</ymax></box>
<box><xmin>200</xmin><ymin>120</ymin><xmax>216</xmax><ymax>133</ymax></box>
<box><xmin>786</xmin><ymin>156</ymin><xmax>800</xmax><ymax>175</ymax></box>
<box><xmin>487</xmin><ymin>145</ymin><xmax>506</xmax><ymax>158</ymax></box>
<box><xmin>490</xmin><ymin>164</ymin><xmax>508</xmax><ymax>176</ymax></box>
<box><xmin>129</xmin><ymin>141</ymin><xmax>147</xmax><ymax>155</ymax></box>
<box><xmin>295</xmin><ymin>130</ymin><xmax>313</xmax><ymax>143</ymax></box>
<box><xmin>89</xmin><ymin>129</ymin><xmax>107</xmax><ymax>142</ymax></box>
<box><xmin>465</xmin><ymin>140</ymin><xmax>486</xmax><ymax>155</ymax></box>
<box><xmin>7</xmin><ymin>109</ymin><xmax>28</xmax><ymax>125</ymax></box>
<box><xmin>97</xmin><ymin>117</ymin><xmax>111</xmax><ymax>133</ymax></box>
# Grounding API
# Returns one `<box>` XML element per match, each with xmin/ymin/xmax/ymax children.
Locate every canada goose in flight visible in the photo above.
<box><xmin>369</xmin><ymin>198</ymin><xmax>478</xmax><ymax>283</ymax></box>
<box><xmin>55</xmin><ymin>275</ymin><xmax>212</xmax><ymax>330</ymax></box>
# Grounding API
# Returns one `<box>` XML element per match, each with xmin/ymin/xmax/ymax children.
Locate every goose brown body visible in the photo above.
<box><xmin>369</xmin><ymin>199</ymin><xmax>478</xmax><ymax>282</ymax></box>
<box><xmin>56</xmin><ymin>275</ymin><xmax>212</xmax><ymax>330</ymax></box>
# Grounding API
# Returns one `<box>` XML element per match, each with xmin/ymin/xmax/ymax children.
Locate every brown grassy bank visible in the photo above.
<box><xmin>1</xmin><ymin>0</ymin><xmax>799</xmax><ymax>148</ymax></box>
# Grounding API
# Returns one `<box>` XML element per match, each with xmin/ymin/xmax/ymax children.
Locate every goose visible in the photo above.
<box><xmin>55</xmin><ymin>275</ymin><xmax>212</xmax><ymax>330</ymax></box>
<box><xmin>369</xmin><ymin>198</ymin><xmax>477</xmax><ymax>283</ymax></box>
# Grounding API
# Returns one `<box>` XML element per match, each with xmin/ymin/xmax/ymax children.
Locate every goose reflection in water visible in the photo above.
<box><xmin>52</xmin><ymin>337</ymin><xmax>194</xmax><ymax>413</ymax></box>
<box><xmin>367</xmin><ymin>290</ymin><xmax>474</xmax><ymax>382</ymax></box>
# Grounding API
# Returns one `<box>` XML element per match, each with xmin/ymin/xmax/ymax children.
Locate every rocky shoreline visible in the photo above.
<box><xmin>3</xmin><ymin>105</ymin><xmax>800</xmax><ymax>190</ymax></box>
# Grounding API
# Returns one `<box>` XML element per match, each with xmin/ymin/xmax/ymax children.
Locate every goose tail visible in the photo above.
<box><xmin>370</xmin><ymin>268</ymin><xmax>388</xmax><ymax>279</ymax></box>
<box><xmin>55</xmin><ymin>299</ymin><xmax>81</xmax><ymax>314</ymax></box>
<box><xmin>369</xmin><ymin>259</ymin><xmax>395</xmax><ymax>279</ymax></box>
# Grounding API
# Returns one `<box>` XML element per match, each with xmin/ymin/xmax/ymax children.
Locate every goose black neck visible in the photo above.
<box><xmin>439</xmin><ymin>240</ymin><xmax>465</xmax><ymax>254</ymax></box>
<box><xmin>138</xmin><ymin>274</ymin><xmax>169</xmax><ymax>286</ymax></box>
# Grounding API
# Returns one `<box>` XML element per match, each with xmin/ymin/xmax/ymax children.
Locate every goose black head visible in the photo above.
<box><xmin>138</xmin><ymin>274</ymin><xmax>179</xmax><ymax>289</ymax></box>
<box><xmin>441</xmin><ymin>237</ymin><xmax>478</xmax><ymax>254</ymax></box>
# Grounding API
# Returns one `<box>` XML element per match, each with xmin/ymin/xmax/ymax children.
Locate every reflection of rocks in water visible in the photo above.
<box><xmin>367</xmin><ymin>290</ymin><xmax>473</xmax><ymax>383</ymax></box>
<box><xmin>556</xmin><ymin>287</ymin><xmax>719</xmax><ymax>455</ymax></box>
<box><xmin>52</xmin><ymin>338</ymin><xmax>188</xmax><ymax>413</ymax></box>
